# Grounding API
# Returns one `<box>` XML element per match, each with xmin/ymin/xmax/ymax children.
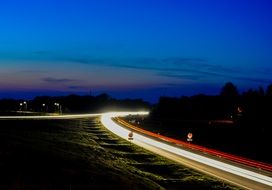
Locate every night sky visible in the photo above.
<box><xmin>0</xmin><ymin>0</ymin><xmax>272</xmax><ymax>102</ymax></box>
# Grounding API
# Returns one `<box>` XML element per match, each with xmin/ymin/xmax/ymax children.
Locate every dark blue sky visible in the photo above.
<box><xmin>0</xmin><ymin>0</ymin><xmax>272</xmax><ymax>102</ymax></box>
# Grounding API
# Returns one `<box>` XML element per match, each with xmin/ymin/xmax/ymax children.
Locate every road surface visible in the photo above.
<box><xmin>101</xmin><ymin>112</ymin><xmax>272</xmax><ymax>190</ymax></box>
<box><xmin>114</xmin><ymin>117</ymin><xmax>272</xmax><ymax>172</ymax></box>
<box><xmin>1</xmin><ymin>112</ymin><xmax>272</xmax><ymax>190</ymax></box>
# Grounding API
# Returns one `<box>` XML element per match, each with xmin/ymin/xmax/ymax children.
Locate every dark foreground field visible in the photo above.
<box><xmin>0</xmin><ymin>117</ymin><xmax>238</xmax><ymax>190</ymax></box>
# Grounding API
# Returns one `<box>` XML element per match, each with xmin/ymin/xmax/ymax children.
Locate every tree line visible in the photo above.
<box><xmin>0</xmin><ymin>93</ymin><xmax>150</xmax><ymax>113</ymax></box>
<box><xmin>151</xmin><ymin>82</ymin><xmax>272</xmax><ymax>130</ymax></box>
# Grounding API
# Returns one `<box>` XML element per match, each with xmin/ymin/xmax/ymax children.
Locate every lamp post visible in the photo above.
<box><xmin>54</xmin><ymin>102</ymin><xmax>59</xmax><ymax>112</ymax></box>
<box><xmin>23</xmin><ymin>101</ymin><xmax>27</xmax><ymax>111</ymax></box>
<box><xmin>54</xmin><ymin>103</ymin><xmax>61</xmax><ymax>113</ymax></box>
<box><xmin>42</xmin><ymin>103</ymin><xmax>47</xmax><ymax>112</ymax></box>
<box><xmin>19</xmin><ymin>103</ymin><xmax>23</xmax><ymax>111</ymax></box>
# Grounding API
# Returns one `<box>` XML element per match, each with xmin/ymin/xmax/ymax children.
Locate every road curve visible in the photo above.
<box><xmin>101</xmin><ymin>112</ymin><xmax>272</xmax><ymax>190</ymax></box>
<box><xmin>115</xmin><ymin>117</ymin><xmax>272</xmax><ymax>172</ymax></box>
<box><xmin>1</xmin><ymin>112</ymin><xmax>272</xmax><ymax>189</ymax></box>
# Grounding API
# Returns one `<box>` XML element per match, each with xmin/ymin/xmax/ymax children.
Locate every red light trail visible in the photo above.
<box><xmin>115</xmin><ymin>118</ymin><xmax>272</xmax><ymax>172</ymax></box>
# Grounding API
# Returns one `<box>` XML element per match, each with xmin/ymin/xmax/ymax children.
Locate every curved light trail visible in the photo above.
<box><xmin>1</xmin><ymin>111</ymin><xmax>272</xmax><ymax>189</ymax></box>
<box><xmin>101</xmin><ymin>112</ymin><xmax>272</xmax><ymax>189</ymax></box>
<box><xmin>115</xmin><ymin>117</ymin><xmax>272</xmax><ymax>172</ymax></box>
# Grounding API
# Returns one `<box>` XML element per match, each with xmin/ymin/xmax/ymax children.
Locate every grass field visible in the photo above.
<box><xmin>0</xmin><ymin>117</ymin><xmax>239</xmax><ymax>189</ymax></box>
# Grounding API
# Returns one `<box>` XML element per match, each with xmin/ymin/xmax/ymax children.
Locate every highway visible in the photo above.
<box><xmin>1</xmin><ymin>111</ymin><xmax>272</xmax><ymax>190</ymax></box>
<box><xmin>114</xmin><ymin>117</ymin><xmax>272</xmax><ymax>172</ymax></box>
<box><xmin>0</xmin><ymin>113</ymin><xmax>101</xmax><ymax>120</ymax></box>
<box><xmin>101</xmin><ymin>112</ymin><xmax>272</xmax><ymax>190</ymax></box>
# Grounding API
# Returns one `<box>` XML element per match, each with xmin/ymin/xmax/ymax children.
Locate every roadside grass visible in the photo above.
<box><xmin>0</xmin><ymin>117</ymin><xmax>239</xmax><ymax>189</ymax></box>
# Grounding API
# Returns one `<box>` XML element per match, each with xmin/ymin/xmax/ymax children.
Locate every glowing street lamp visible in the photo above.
<box><xmin>23</xmin><ymin>101</ymin><xmax>27</xmax><ymax>111</ymax></box>
<box><xmin>19</xmin><ymin>103</ymin><xmax>23</xmax><ymax>111</ymax></box>
<box><xmin>54</xmin><ymin>103</ymin><xmax>59</xmax><ymax>111</ymax></box>
<box><xmin>42</xmin><ymin>103</ymin><xmax>47</xmax><ymax>112</ymax></box>
<box><xmin>54</xmin><ymin>103</ymin><xmax>62</xmax><ymax>113</ymax></box>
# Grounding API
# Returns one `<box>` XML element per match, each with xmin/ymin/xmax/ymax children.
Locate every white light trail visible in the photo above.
<box><xmin>0</xmin><ymin>113</ymin><xmax>101</xmax><ymax>120</ymax></box>
<box><xmin>101</xmin><ymin>112</ymin><xmax>272</xmax><ymax>187</ymax></box>
<box><xmin>1</xmin><ymin>111</ymin><xmax>271</xmax><ymax>187</ymax></box>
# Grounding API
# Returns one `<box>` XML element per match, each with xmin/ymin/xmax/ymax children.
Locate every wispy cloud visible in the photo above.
<box><xmin>163</xmin><ymin>57</ymin><xmax>238</xmax><ymax>73</ymax></box>
<box><xmin>30</xmin><ymin>53</ymin><xmax>242</xmax><ymax>77</ymax></box>
<box><xmin>111</xmin><ymin>57</ymin><xmax>270</xmax><ymax>84</ymax></box>
<box><xmin>107</xmin><ymin>57</ymin><xmax>236</xmax><ymax>75</ymax></box>
<box><xmin>56</xmin><ymin>57</ymin><xmax>108</xmax><ymax>65</ymax></box>
<box><xmin>25</xmin><ymin>52</ymin><xmax>272</xmax><ymax>85</ymax></box>
<box><xmin>18</xmin><ymin>70</ymin><xmax>47</xmax><ymax>74</ymax></box>
<box><xmin>108</xmin><ymin>58</ymin><xmax>229</xmax><ymax>81</ymax></box>
<box><xmin>157</xmin><ymin>72</ymin><xmax>201</xmax><ymax>80</ymax></box>
<box><xmin>42</xmin><ymin>77</ymin><xmax>79</xmax><ymax>83</ymax></box>
<box><xmin>67</xmin><ymin>85</ymin><xmax>90</xmax><ymax>90</ymax></box>
<box><xmin>232</xmin><ymin>76</ymin><xmax>272</xmax><ymax>84</ymax></box>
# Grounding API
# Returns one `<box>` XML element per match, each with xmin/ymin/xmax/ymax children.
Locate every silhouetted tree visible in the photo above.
<box><xmin>266</xmin><ymin>84</ymin><xmax>272</xmax><ymax>96</ymax></box>
<box><xmin>242</xmin><ymin>88</ymin><xmax>259</xmax><ymax>98</ymax></box>
<box><xmin>258</xmin><ymin>86</ymin><xmax>265</xmax><ymax>96</ymax></box>
<box><xmin>220</xmin><ymin>82</ymin><xmax>239</xmax><ymax>97</ymax></box>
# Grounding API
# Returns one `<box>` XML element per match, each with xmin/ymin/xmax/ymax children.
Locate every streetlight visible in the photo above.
<box><xmin>23</xmin><ymin>101</ymin><xmax>27</xmax><ymax>111</ymax></box>
<box><xmin>42</xmin><ymin>103</ymin><xmax>47</xmax><ymax>112</ymax></box>
<box><xmin>19</xmin><ymin>103</ymin><xmax>23</xmax><ymax>111</ymax></box>
<box><xmin>54</xmin><ymin>103</ymin><xmax>62</xmax><ymax>113</ymax></box>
